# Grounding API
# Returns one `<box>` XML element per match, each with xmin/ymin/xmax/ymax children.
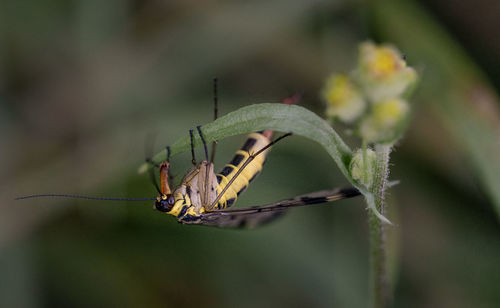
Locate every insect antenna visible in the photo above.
<box><xmin>17</xmin><ymin>134</ymin><xmax>165</xmax><ymax>202</ymax></box>
<box><xmin>210</xmin><ymin>77</ymin><xmax>218</xmax><ymax>163</ymax></box>
<box><xmin>15</xmin><ymin>194</ymin><xmax>156</xmax><ymax>201</ymax></box>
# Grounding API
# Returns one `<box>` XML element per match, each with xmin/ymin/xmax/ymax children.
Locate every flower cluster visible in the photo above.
<box><xmin>322</xmin><ymin>42</ymin><xmax>417</xmax><ymax>145</ymax></box>
<box><xmin>322</xmin><ymin>42</ymin><xmax>417</xmax><ymax>189</ymax></box>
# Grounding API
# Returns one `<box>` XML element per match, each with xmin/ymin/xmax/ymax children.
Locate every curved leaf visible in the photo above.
<box><xmin>138</xmin><ymin>103</ymin><xmax>353</xmax><ymax>180</ymax></box>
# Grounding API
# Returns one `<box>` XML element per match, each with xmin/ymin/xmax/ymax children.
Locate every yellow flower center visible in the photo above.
<box><xmin>325</xmin><ymin>75</ymin><xmax>352</xmax><ymax>107</ymax></box>
<box><xmin>370</xmin><ymin>48</ymin><xmax>399</xmax><ymax>78</ymax></box>
<box><xmin>373</xmin><ymin>99</ymin><xmax>407</xmax><ymax>126</ymax></box>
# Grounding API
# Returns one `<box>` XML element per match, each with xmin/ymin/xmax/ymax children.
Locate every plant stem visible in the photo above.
<box><xmin>368</xmin><ymin>144</ymin><xmax>392</xmax><ymax>308</ymax></box>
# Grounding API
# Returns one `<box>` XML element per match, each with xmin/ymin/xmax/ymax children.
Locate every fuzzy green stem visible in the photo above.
<box><xmin>368</xmin><ymin>144</ymin><xmax>392</xmax><ymax>308</ymax></box>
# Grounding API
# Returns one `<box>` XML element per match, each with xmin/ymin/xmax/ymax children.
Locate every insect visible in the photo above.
<box><xmin>147</xmin><ymin>81</ymin><xmax>360</xmax><ymax>227</ymax></box>
<box><xmin>16</xmin><ymin>80</ymin><xmax>361</xmax><ymax>228</ymax></box>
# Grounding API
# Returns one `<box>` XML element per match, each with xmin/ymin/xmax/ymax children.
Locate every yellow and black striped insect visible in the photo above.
<box><xmin>16</xmin><ymin>80</ymin><xmax>360</xmax><ymax>228</ymax></box>
<box><xmin>148</xmin><ymin>82</ymin><xmax>360</xmax><ymax>227</ymax></box>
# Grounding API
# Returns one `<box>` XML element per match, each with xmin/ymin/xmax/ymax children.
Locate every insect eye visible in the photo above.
<box><xmin>167</xmin><ymin>195</ymin><xmax>175</xmax><ymax>205</ymax></box>
<box><xmin>155</xmin><ymin>195</ymin><xmax>175</xmax><ymax>212</ymax></box>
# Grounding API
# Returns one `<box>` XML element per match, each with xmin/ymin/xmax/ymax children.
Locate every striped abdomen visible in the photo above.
<box><xmin>215</xmin><ymin>131</ymin><xmax>273</xmax><ymax>209</ymax></box>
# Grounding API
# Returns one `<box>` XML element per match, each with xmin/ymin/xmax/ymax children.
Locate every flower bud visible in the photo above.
<box><xmin>350</xmin><ymin>148</ymin><xmax>376</xmax><ymax>188</ymax></box>
<box><xmin>359</xmin><ymin>98</ymin><xmax>409</xmax><ymax>144</ymax></box>
<box><xmin>322</xmin><ymin>74</ymin><xmax>366</xmax><ymax>123</ymax></box>
<box><xmin>357</xmin><ymin>42</ymin><xmax>417</xmax><ymax>101</ymax></box>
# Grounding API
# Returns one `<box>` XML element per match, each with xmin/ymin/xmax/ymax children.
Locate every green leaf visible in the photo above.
<box><xmin>138</xmin><ymin>103</ymin><xmax>353</xmax><ymax>180</ymax></box>
<box><xmin>138</xmin><ymin>102</ymin><xmax>392</xmax><ymax>223</ymax></box>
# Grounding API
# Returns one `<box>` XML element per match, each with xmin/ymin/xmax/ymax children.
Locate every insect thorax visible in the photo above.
<box><xmin>168</xmin><ymin>161</ymin><xmax>218</xmax><ymax>220</ymax></box>
<box><xmin>168</xmin><ymin>132</ymin><xmax>272</xmax><ymax>222</ymax></box>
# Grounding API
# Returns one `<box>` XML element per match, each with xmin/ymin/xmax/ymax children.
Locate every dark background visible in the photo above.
<box><xmin>2</xmin><ymin>0</ymin><xmax>500</xmax><ymax>307</ymax></box>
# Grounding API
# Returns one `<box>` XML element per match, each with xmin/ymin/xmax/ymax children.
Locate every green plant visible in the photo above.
<box><xmin>138</xmin><ymin>41</ymin><xmax>418</xmax><ymax>308</ymax></box>
<box><xmin>321</xmin><ymin>42</ymin><xmax>417</xmax><ymax>307</ymax></box>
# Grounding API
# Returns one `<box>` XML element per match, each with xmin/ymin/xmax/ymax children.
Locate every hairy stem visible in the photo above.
<box><xmin>368</xmin><ymin>144</ymin><xmax>392</xmax><ymax>308</ymax></box>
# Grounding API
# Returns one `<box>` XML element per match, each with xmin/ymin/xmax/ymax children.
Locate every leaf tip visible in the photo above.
<box><xmin>138</xmin><ymin>163</ymin><xmax>148</xmax><ymax>174</ymax></box>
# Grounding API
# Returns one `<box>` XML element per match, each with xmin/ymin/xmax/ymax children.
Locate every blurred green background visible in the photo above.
<box><xmin>2</xmin><ymin>0</ymin><xmax>500</xmax><ymax>307</ymax></box>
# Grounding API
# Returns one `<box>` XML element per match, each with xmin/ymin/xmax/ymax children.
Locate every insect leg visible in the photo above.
<box><xmin>166</xmin><ymin>145</ymin><xmax>171</xmax><ymax>162</ymax></box>
<box><xmin>210</xmin><ymin>77</ymin><xmax>218</xmax><ymax>163</ymax></box>
<box><xmin>145</xmin><ymin>158</ymin><xmax>161</xmax><ymax>194</ymax></box>
<box><xmin>196</xmin><ymin>125</ymin><xmax>213</xmax><ymax>208</ymax></box>
<box><xmin>159</xmin><ymin>161</ymin><xmax>172</xmax><ymax>195</ymax></box>
<box><xmin>209</xmin><ymin>132</ymin><xmax>292</xmax><ymax>209</ymax></box>
<box><xmin>143</xmin><ymin>132</ymin><xmax>162</xmax><ymax>194</ymax></box>
<box><xmin>190</xmin><ymin>129</ymin><xmax>197</xmax><ymax>166</ymax></box>
<box><xmin>196</xmin><ymin>125</ymin><xmax>209</xmax><ymax>161</ymax></box>
<box><xmin>165</xmin><ymin>146</ymin><xmax>174</xmax><ymax>183</ymax></box>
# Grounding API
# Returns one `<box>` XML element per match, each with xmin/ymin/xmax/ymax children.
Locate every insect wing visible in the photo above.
<box><xmin>182</xmin><ymin>187</ymin><xmax>360</xmax><ymax>228</ymax></box>
<box><xmin>198</xmin><ymin>161</ymin><xmax>218</xmax><ymax>211</ymax></box>
<box><xmin>195</xmin><ymin>207</ymin><xmax>286</xmax><ymax>228</ymax></box>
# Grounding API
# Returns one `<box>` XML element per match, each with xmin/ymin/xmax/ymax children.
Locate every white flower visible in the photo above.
<box><xmin>322</xmin><ymin>74</ymin><xmax>366</xmax><ymax>123</ymax></box>
<box><xmin>357</xmin><ymin>42</ymin><xmax>417</xmax><ymax>102</ymax></box>
<box><xmin>359</xmin><ymin>98</ymin><xmax>409</xmax><ymax>144</ymax></box>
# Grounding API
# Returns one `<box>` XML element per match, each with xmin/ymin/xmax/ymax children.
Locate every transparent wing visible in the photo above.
<box><xmin>181</xmin><ymin>187</ymin><xmax>360</xmax><ymax>228</ymax></box>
